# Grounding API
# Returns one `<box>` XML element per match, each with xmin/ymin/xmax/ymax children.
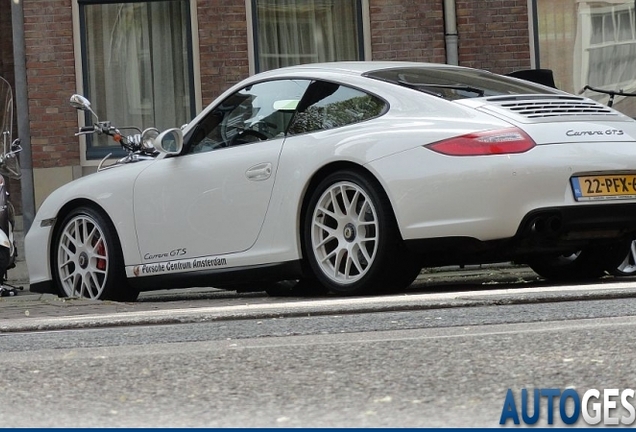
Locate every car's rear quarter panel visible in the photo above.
<box><xmin>369</xmin><ymin>138</ymin><xmax>636</xmax><ymax>242</ymax></box>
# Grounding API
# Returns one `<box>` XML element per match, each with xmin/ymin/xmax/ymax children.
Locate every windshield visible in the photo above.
<box><xmin>0</xmin><ymin>77</ymin><xmax>21</xmax><ymax>179</ymax></box>
<box><xmin>0</xmin><ymin>76</ymin><xmax>12</xmax><ymax>151</ymax></box>
<box><xmin>364</xmin><ymin>67</ymin><xmax>563</xmax><ymax>101</ymax></box>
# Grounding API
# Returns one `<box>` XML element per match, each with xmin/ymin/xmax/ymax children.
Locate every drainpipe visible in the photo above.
<box><xmin>11</xmin><ymin>0</ymin><xmax>36</xmax><ymax>234</ymax></box>
<box><xmin>443</xmin><ymin>0</ymin><xmax>459</xmax><ymax>65</ymax></box>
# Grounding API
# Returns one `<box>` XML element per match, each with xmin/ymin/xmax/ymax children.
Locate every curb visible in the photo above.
<box><xmin>2</xmin><ymin>280</ymin><xmax>636</xmax><ymax>333</ymax></box>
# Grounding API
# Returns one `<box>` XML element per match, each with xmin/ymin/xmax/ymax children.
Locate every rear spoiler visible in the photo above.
<box><xmin>506</xmin><ymin>69</ymin><xmax>557</xmax><ymax>89</ymax></box>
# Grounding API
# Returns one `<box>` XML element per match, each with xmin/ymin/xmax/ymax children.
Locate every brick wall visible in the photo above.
<box><xmin>369</xmin><ymin>0</ymin><xmax>446</xmax><ymax>63</ymax></box>
<box><xmin>193</xmin><ymin>0</ymin><xmax>532</xmax><ymax>103</ymax></box>
<box><xmin>196</xmin><ymin>1</ymin><xmax>250</xmax><ymax>106</ymax></box>
<box><xmin>23</xmin><ymin>0</ymin><xmax>79</xmax><ymax>169</ymax></box>
<box><xmin>14</xmin><ymin>0</ymin><xmax>534</xmax><ymax>173</ymax></box>
<box><xmin>367</xmin><ymin>0</ymin><xmax>530</xmax><ymax>72</ymax></box>
<box><xmin>455</xmin><ymin>0</ymin><xmax>531</xmax><ymax>74</ymax></box>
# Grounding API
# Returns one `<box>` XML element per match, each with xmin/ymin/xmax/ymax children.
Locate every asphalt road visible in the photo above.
<box><xmin>2</xmin><ymin>269</ymin><xmax>636</xmax><ymax>427</ymax></box>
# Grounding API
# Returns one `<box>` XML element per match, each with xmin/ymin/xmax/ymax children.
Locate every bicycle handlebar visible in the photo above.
<box><xmin>77</xmin><ymin>121</ymin><xmax>156</xmax><ymax>156</ymax></box>
<box><xmin>580</xmin><ymin>85</ymin><xmax>636</xmax><ymax>98</ymax></box>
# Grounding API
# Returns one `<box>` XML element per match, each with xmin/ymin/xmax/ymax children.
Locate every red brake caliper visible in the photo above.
<box><xmin>95</xmin><ymin>239</ymin><xmax>106</xmax><ymax>271</ymax></box>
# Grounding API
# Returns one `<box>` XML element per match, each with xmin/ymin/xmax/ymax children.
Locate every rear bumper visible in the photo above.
<box><xmin>406</xmin><ymin>203</ymin><xmax>636</xmax><ymax>266</ymax></box>
<box><xmin>517</xmin><ymin>203</ymin><xmax>636</xmax><ymax>241</ymax></box>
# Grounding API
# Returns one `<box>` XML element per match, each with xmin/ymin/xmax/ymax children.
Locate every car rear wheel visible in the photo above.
<box><xmin>52</xmin><ymin>206</ymin><xmax>140</xmax><ymax>301</ymax></box>
<box><xmin>527</xmin><ymin>242</ymin><xmax>628</xmax><ymax>281</ymax></box>
<box><xmin>303</xmin><ymin>170</ymin><xmax>420</xmax><ymax>295</ymax></box>
<box><xmin>610</xmin><ymin>239</ymin><xmax>636</xmax><ymax>276</ymax></box>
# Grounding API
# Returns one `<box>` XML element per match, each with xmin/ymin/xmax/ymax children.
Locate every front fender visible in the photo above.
<box><xmin>26</xmin><ymin>161</ymin><xmax>153</xmax><ymax>288</ymax></box>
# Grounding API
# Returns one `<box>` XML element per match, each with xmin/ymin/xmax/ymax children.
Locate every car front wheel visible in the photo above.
<box><xmin>303</xmin><ymin>170</ymin><xmax>420</xmax><ymax>295</ymax></box>
<box><xmin>52</xmin><ymin>206</ymin><xmax>139</xmax><ymax>301</ymax></box>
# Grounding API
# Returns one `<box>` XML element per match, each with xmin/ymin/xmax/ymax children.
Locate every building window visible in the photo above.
<box><xmin>586</xmin><ymin>5</ymin><xmax>636</xmax><ymax>89</ymax></box>
<box><xmin>533</xmin><ymin>0</ymin><xmax>636</xmax><ymax>115</ymax></box>
<box><xmin>252</xmin><ymin>0</ymin><xmax>364</xmax><ymax>73</ymax></box>
<box><xmin>78</xmin><ymin>0</ymin><xmax>195</xmax><ymax>159</ymax></box>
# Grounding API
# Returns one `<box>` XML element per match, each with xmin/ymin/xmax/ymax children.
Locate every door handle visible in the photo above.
<box><xmin>246</xmin><ymin>162</ymin><xmax>272</xmax><ymax>181</ymax></box>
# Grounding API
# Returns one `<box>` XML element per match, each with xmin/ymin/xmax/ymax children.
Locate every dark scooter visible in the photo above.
<box><xmin>0</xmin><ymin>76</ymin><xmax>23</xmax><ymax>296</ymax></box>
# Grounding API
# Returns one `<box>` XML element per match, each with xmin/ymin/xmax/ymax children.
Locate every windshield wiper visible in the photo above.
<box><xmin>397</xmin><ymin>80</ymin><xmax>485</xmax><ymax>97</ymax></box>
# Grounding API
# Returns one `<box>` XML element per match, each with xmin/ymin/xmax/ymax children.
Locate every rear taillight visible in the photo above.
<box><xmin>425</xmin><ymin>128</ymin><xmax>536</xmax><ymax>156</ymax></box>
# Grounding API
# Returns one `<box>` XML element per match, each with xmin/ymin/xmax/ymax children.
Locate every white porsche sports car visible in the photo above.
<box><xmin>25</xmin><ymin>61</ymin><xmax>636</xmax><ymax>301</ymax></box>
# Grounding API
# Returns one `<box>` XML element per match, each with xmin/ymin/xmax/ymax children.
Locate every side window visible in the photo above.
<box><xmin>188</xmin><ymin>79</ymin><xmax>310</xmax><ymax>153</ymax></box>
<box><xmin>288</xmin><ymin>81</ymin><xmax>386</xmax><ymax>135</ymax></box>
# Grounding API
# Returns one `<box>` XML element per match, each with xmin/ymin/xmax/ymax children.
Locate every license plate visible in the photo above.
<box><xmin>571</xmin><ymin>175</ymin><xmax>636</xmax><ymax>201</ymax></box>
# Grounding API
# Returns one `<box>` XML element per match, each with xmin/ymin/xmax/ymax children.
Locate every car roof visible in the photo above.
<box><xmin>254</xmin><ymin>61</ymin><xmax>470</xmax><ymax>79</ymax></box>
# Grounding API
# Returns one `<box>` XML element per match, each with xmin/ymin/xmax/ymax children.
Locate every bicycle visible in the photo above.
<box><xmin>579</xmin><ymin>84</ymin><xmax>636</xmax><ymax>276</ymax></box>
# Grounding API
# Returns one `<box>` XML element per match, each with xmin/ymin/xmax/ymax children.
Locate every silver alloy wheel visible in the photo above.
<box><xmin>560</xmin><ymin>251</ymin><xmax>581</xmax><ymax>263</ymax></box>
<box><xmin>310</xmin><ymin>181</ymin><xmax>379</xmax><ymax>284</ymax></box>
<box><xmin>57</xmin><ymin>214</ymin><xmax>109</xmax><ymax>299</ymax></box>
<box><xmin>616</xmin><ymin>240</ymin><xmax>636</xmax><ymax>275</ymax></box>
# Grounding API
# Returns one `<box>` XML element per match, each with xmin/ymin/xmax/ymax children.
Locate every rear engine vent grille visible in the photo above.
<box><xmin>487</xmin><ymin>96</ymin><xmax>618</xmax><ymax>120</ymax></box>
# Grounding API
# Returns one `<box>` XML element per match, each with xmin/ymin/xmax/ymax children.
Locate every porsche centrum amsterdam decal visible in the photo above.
<box><xmin>131</xmin><ymin>256</ymin><xmax>228</xmax><ymax>277</ymax></box>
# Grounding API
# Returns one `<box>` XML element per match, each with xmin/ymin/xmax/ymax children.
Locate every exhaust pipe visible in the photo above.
<box><xmin>530</xmin><ymin>214</ymin><xmax>562</xmax><ymax>237</ymax></box>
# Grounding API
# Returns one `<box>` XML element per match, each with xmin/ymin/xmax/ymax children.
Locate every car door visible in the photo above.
<box><xmin>133</xmin><ymin>79</ymin><xmax>311</xmax><ymax>262</ymax></box>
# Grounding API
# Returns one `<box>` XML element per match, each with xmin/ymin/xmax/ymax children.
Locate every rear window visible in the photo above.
<box><xmin>364</xmin><ymin>67</ymin><xmax>562</xmax><ymax>101</ymax></box>
<box><xmin>288</xmin><ymin>80</ymin><xmax>386</xmax><ymax>135</ymax></box>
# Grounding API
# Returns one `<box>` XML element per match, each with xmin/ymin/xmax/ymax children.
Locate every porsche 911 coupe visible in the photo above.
<box><xmin>25</xmin><ymin>61</ymin><xmax>636</xmax><ymax>301</ymax></box>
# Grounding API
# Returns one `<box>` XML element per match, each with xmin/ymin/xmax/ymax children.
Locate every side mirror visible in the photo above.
<box><xmin>0</xmin><ymin>138</ymin><xmax>22</xmax><ymax>179</ymax></box>
<box><xmin>154</xmin><ymin>128</ymin><xmax>183</xmax><ymax>155</ymax></box>
<box><xmin>69</xmin><ymin>94</ymin><xmax>98</xmax><ymax>120</ymax></box>
<box><xmin>9</xmin><ymin>138</ymin><xmax>21</xmax><ymax>154</ymax></box>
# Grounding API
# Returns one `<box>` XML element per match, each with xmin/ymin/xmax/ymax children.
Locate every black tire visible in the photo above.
<box><xmin>0</xmin><ymin>246</ymin><xmax>10</xmax><ymax>283</ymax></box>
<box><xmin>52</xmin><ymin>206</ymin><xmax>140</xmax><ymax>301</ymax></box>
<box><xmin>527</xmin><ymin>241</ymin><xmax>629</xmax><ymax>281</ymax></box>
<box><xmin>302</xmin><ymin>170</ymin><xmax>420</xmax><ymax>295</ymax></box>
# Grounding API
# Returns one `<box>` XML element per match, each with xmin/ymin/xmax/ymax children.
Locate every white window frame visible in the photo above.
<box><xmin>72</xmin><ymin>0</ymin><xmax>202</xmax><ymax>167</ymax></box>
<box><xmin>576</xmin><ymin>2</ymin><xmax>636</xmax><ymax>99</ymax></box>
